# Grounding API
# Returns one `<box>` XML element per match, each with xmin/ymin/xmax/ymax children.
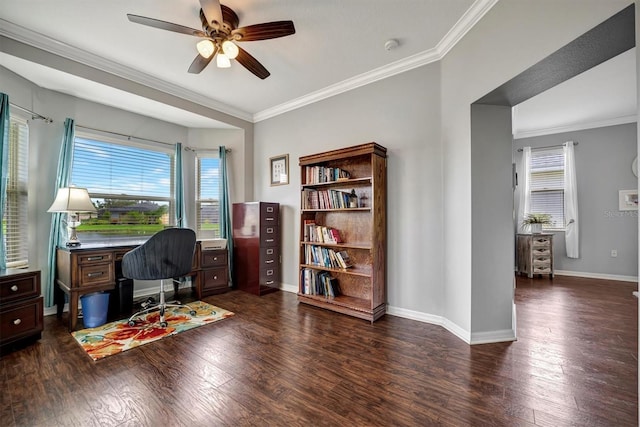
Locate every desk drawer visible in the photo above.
<box><xmin>201</xmin><ymin>267</ymin><xmax>228</xmax><ymax>291</ymax></box>
<box><xmin>0</xmin><ymin>297</ymin><xmax>43</xmax><ymax>345</ymax></box>
<box><xmin>0</xmin><ymin>274</ymin><xmax>40</xmax><ymax>304</ymax></box>
<box><xmin>201</xmin><ymin>251</ymin><xmax>227</xmax><ymax>268</ymax></box>
<box><xmin>79</xmin><ymin>263</ymin><xmax>114</xmax><ymax>287</ymax></box>
<box><xmin>77</xmin><ymin>252</ymin><xmax>113</xmax><ymax>265</ymax></box>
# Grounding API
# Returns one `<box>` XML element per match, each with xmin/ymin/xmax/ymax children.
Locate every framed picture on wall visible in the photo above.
<box><xmin>619</xmin><ymin>189</ymin><xmax>638</xmax><ymax>211</ymax></box>
<box><xmin>270</xmin><ymin>154</ymin><xmax>289</xmax><ymax>186</ymax></box>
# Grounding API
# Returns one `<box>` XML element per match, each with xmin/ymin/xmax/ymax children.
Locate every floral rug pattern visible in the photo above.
<box><xmin>71</xmin><ymin>301</ymin><xmax>234</xmax><ymax>361</ymax></box>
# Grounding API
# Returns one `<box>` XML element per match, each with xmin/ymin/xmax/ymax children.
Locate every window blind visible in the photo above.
<box><xmin>196</xmin><ymin>155</ymin><xmax>221</xmax><ymax>238</ymax></box>
<box><xmin>70</xmin><ymin>136</ymin><xmax>175</xmax><ymax>242</ymax></box>
<box><xmin>4</xmin><ymin>117</ymin><xmax>29</xmax><ymax>267</ymax></box>
<box><xmin>529</xmin><ymin>147</ymin><xmax>565</xmax><ymax>229</ymax></box>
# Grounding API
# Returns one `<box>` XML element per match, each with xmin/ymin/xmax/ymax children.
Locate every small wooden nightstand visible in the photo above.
<box><xmin>516</xmin><ymin>233</ymin><xmax>554</xmax><ymax>278</ymax></box>
<box><xmin>0</xmin><ymin>268</ymin><xmax>43</xmax><ymax>351</ymax></box>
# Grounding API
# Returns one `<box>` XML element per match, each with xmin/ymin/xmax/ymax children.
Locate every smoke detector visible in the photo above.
<box><xmin>384</xmin><ymin>39</ymin><xmax>399</xmax><ymax>51</ymax></box>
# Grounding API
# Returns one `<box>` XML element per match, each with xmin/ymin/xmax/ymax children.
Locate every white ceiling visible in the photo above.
<box><xmin>0</xmin><ymin>0</ymin><xmax>636</xmax><ymax>133</ymax></box>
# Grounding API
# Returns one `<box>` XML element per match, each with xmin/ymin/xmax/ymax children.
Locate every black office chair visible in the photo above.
<box><xmin>122</xmin><ymin>228</ymin><xmax>197</xmax><ymax>327</ymax></box>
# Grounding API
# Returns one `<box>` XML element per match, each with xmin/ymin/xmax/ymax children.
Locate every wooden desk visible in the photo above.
<box><xmin>55</xmin><ymin>240</ymin><xmax>228</xmax><ymax>331</ymax></box>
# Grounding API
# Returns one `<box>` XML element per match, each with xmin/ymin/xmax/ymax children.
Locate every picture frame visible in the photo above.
<box><xmin>618</xmin><ymin>189</ymin><xmax>638</xmax><ymax>211</ymax></box>
<box><xmin>270</xmin><ymin>154</ymin><xmax>289</xmax><ymax>186</ymax></box>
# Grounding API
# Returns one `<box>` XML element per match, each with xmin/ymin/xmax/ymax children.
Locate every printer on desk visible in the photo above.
<box><xmin>199</xmin><ymin>238</ymin><xmax>227</xmax><ymax>250</ymax></box>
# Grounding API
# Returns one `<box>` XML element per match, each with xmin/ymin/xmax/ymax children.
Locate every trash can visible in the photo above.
<box><xmin>80</xmin><ymin>292</ymin><xmax>110</xmax><ymax>328</ymax></box>
<box><xmin>108</xmin><ymin>278</ymin><xmax>134</xmax><ymax>318</ymax></box>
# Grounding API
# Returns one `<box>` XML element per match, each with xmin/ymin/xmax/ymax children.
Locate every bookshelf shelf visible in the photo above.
<box><xmin>298</xmin><ymin>142</ymin><xmax>387</xmax><ymax>323</ymax></box>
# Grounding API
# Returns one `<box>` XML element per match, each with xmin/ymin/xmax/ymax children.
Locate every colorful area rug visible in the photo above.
<box><xmin>71</xmin><ymin>301</ymin><xmax>234</xmax><ymax>361</ymax></box>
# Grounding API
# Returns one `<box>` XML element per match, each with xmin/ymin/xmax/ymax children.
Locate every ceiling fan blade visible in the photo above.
<box><xmin>199</xmin><ymin>0</ymin><xmax>223</xmax><ymax>28</ymax></box>
<box><xmin>232</xmin><ymin>21</ymin><xmax>295</xmax><ymax>42</ymax></box>
<box><xmin>127</xmin><ymin>14</ymin><xmax>207</xmax><ymax>37</ymax></box>
<box><xmin>235</xmin><ymin>46</ymin><xmax>270</xmax><ymax>79</ymax></box>
<box><xmin>188</xmin><ymin>46</ymin><xmax>218</xmax><ymax>74</ymax></box>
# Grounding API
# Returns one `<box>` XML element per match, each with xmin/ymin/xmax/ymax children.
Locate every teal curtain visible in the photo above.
<box><xmin>219</xmin><ymin>146</ymin><xmax>233</xmax><ymax>285</ymax></box>
<box><xmin>46</xmin><ymin>118</ymin><xmax>75</xmax><ymax>307</ymax></box>
<box><xmin>175</xmin><ymin>143</ymin><xmax>185</xmax><ymax>228</ymax></box>
<box><xmin>0</xmin><ymin>93</ymin><xmax>9</xmax><ymax>269</ymax></box>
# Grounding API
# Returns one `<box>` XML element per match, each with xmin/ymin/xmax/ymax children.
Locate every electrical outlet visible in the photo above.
<box><xmin>611</xmin><ymin>249</ymin><xmax>618</xmax><ymax>257</ymax></box>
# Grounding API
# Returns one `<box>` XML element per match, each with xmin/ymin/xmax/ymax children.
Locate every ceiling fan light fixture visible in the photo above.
<box><xmin>216</xmin><ymin>53</ymin><xmax>231</xmax><ymax>68</ymax></box>
<box><xmin>222</xmin><ymin>40</ymin><xmax>239</xmax><ymax>59</ymax></box>
<box><xmin>196</xmin><ymin>39</ymin><xmax>215</xmax><ymax>58</ymax></box>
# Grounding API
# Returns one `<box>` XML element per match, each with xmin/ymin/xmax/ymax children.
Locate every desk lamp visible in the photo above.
<box><xmin>47</xmin><ymin>186</ymin><xmax>97</xmax><ymax>247</ymax></box>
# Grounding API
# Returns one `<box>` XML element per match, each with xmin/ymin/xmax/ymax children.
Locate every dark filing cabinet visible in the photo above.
<box><xmin>232</xmin><ymin>202</ymin><xmax>280</xmax><ymax>295</ymax></box>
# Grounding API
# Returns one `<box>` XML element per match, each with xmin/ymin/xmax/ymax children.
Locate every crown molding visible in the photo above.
<box><xmin>0</xmin><ymin>19</ymin><xmax>253</xmax><ymax>122</ymax></box>
<box><xmin>254</xmin><ymin>0</ymin><xmax>498</xmax><ymax>122</ymax></box>
<box><xmin>513</xmin><ymin>114</ymin><xmax>637</xmax><ymax>139</ymax></box>
<box><xmin>1</xmin><ymin>0</ymin><xmax>498</xmax><ymax>125</ymax></box>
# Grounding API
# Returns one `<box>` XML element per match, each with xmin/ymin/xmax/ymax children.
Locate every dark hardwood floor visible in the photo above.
<box><xmin>1</xmin><ymin>275</ymin><xmax>637</xmax><ymax>426</ymax></box>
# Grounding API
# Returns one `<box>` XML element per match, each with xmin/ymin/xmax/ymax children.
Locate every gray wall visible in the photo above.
<box><xmin>471</xmin><ymin>105</ymin><xmax>515</xmax><ymax>338</ymax></box>
<box><xmin>513</xmin><ymin>123</ymin><xmax>638</xmax><ymax>279</ymax></box>
<box><xmin>254</xmin><ymin>64</ymin><xmax>445</xmax><ymax>318</ymax></box>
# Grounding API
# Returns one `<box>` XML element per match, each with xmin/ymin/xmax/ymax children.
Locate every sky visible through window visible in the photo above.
<box><xmin>71</xmin><ymin>137</ymin><xmax>173</xmax><ymax>198</ymax></box>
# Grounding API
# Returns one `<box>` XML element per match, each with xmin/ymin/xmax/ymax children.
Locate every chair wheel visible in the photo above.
<box><xmin>160</xmin><ymin>321</ymin><xmax>168</xmax><ymax>328</ymax></box>
<box><xmin>128</xmin><ymin>320</ymin><xmax>136</xmax><ymax>326</ymax></box>
<box><xmin>190</xmin><ymin>310</ymin><xmax>196</xmax><ymax>316</ymax></box>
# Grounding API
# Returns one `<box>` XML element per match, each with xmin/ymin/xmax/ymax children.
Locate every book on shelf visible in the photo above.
<box><xmin>300</xmin><ymin>268</ymin><xmax>340</xmax><ymax>297</ymax></box>
<box><xmin>336</xmin><ymin>250</ymin><xmax>353</xmax><ymax>268</ymax></box>
<box><xmin>303</xmin><ymin>224</ymin><xmax>342</xmax><ymax>244</ymax></box>
<box><xmin>305</xmin><ymin>166</ymin><xmax>351</xmax><ymax>184</ymax></box>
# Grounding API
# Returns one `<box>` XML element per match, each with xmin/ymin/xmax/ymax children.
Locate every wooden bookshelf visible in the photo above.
<box><xmin>298</xmin><ymin>142</ymin><xmax>387</xmax><ymax>322</ymax></box>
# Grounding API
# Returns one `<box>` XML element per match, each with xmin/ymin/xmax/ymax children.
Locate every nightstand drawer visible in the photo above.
<box><xmin>0</xmin><ymin>297</ymin><xmax>43</xmax><ymax>345</ymax></box>
<box><xmin>532</xmin><ymin>237</ymin><xmax>551</xmax><ymax>247</ymax></box>
<box><xmin>0</xmin><ymin>273</ymin><xmax>39</xmax><ymax>304</ymax></box>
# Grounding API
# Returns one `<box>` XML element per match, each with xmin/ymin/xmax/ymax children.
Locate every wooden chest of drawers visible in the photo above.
<box><xmin>516</xmin><ymin>233</ymin><xmax>554</xmax><ymax>278</ymax></box>
<box><xmin>233</xmin><ymin>202</ymin><xmax>281</xmax><ymax>295</ymax></box>
<box><xmin>0</xmin><ymin>269</ymin><xmax>43</xmax><ymax>351</ymax></box>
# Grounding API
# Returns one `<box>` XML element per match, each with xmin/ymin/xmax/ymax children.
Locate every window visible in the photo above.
<box><xmin>196</xmin><ymin>155</ymin><xmax>220</xmax><ymax>238</ymax></box>
<box><xmin>3</xmin><ymin>116</ymin><xmax>29</xmax><ymax>267</ymax></box>
<box><xmin>3</xmin><ymin>117</ymin><xmax>29</xmax><ymax>267</ymax></box>
<box><xmin>529</xmin><ymin>147</ymin><xmax>565</xmax><ymax>229</ymax></box>
<box><xmin>70</xmin><ymin>135</ymin><xmax>175</xmax><ymax>243</ymax></box>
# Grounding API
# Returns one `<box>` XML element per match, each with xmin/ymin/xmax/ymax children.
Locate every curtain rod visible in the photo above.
<box><xmin>9</xmin><ymin>102</ymin><xmax>53</xmax><ymax>123</ymax></box>
<box><xmin>185</xmin><ymin>147</ymin><xmax>231</xmax><ymax>153</ymax></box>
<box><xmin>75</xmin><ymin>124</ymin><xmax>231</xmax><ymax>153</ymax></box>
<box><xmin>76</xmin><ymin>124</ymin><xmax>178</xmax><ymax>147</ymax></box>
<box><xmin>517</xmin><ymin>141</ymin><xmax>578</xmax><ymax>152</ymax></box>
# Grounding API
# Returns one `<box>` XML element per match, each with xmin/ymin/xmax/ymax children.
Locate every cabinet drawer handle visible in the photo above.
<box><xmin>212</xmin><ymin>275</ymin><xmax>218</xmax><ymax>280</ymax></box>
<box><xmin>266</xmin><ymin>217</ymin><xmax>274</xmax><ymax>221</ymax></box>
<box><xmin>266</xmin><ymin>280</ymin><xmax>274</xmax><ymax>285</ymax></box>
<box><xmin>266</xmin><ymin>249</ymin><xmax>274</xmax><ymax>255</ymax></box>
<box><xmin>10</xmin><ymin>285</ymin><xmax>18</xmax><ymax>292</ymax></box>
<box><xmin>87</xmin><ymin>256</ymin><xmax>104</xmax><ymax>261</ymax></box>
<box><xmin>87</xmin><ymin>272</ymin><xmax>104</xmax><ymax>278</ymax></box>
<box><xmin>13</xmin><ymin>318</ymin><xmax>21</xmax><ymax>325</ymax></box>
<box><xmin>267</xmin><ymin>207</ymin><xmax>274</xmax><ymax>212</ymax></box>
<box><xmin>212</xmin><ymin>257</ymin><xmax>218</xmax><ymax>261</ymax></box>
<box><xmin>267</xmin><ymin>269</ymin><xmax>273</xmax><ymax>276</ymax></box>
<box><xmin>265</xmin><ymin>260</ymin><xmax>274</xmax><ymax>264</ymax></box>
<box><xmin>265</xmin><ymin>239</ymin><xmax>274</xmax><ymax>243</ymax></box>
<box><xmin>267</xmin><ymin>228</ymin><xmax>274</xmax><ymax>233</ymax></box>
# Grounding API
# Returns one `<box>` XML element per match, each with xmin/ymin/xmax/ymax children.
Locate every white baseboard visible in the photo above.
<box><xmin>470</xmin><ymin>329</ymin><xmax>516</xmax><ymax>345</ymax></box>
<box><xmin>554</xmin><ymin>269</ymin><xmax>638</xmax><ymax>283</ymax></box>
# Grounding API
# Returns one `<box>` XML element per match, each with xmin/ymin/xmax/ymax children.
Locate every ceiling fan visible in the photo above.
<box><xmin>127</xmin><ymin>0</ymin><xmax>295</xmax><ymax>79</ymax></box>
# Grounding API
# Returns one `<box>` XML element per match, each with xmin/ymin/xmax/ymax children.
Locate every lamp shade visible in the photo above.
<box><xmin>47</xmin><ymin>187</ymin><xmax>97</xmax><ymax>213</ymax></box>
